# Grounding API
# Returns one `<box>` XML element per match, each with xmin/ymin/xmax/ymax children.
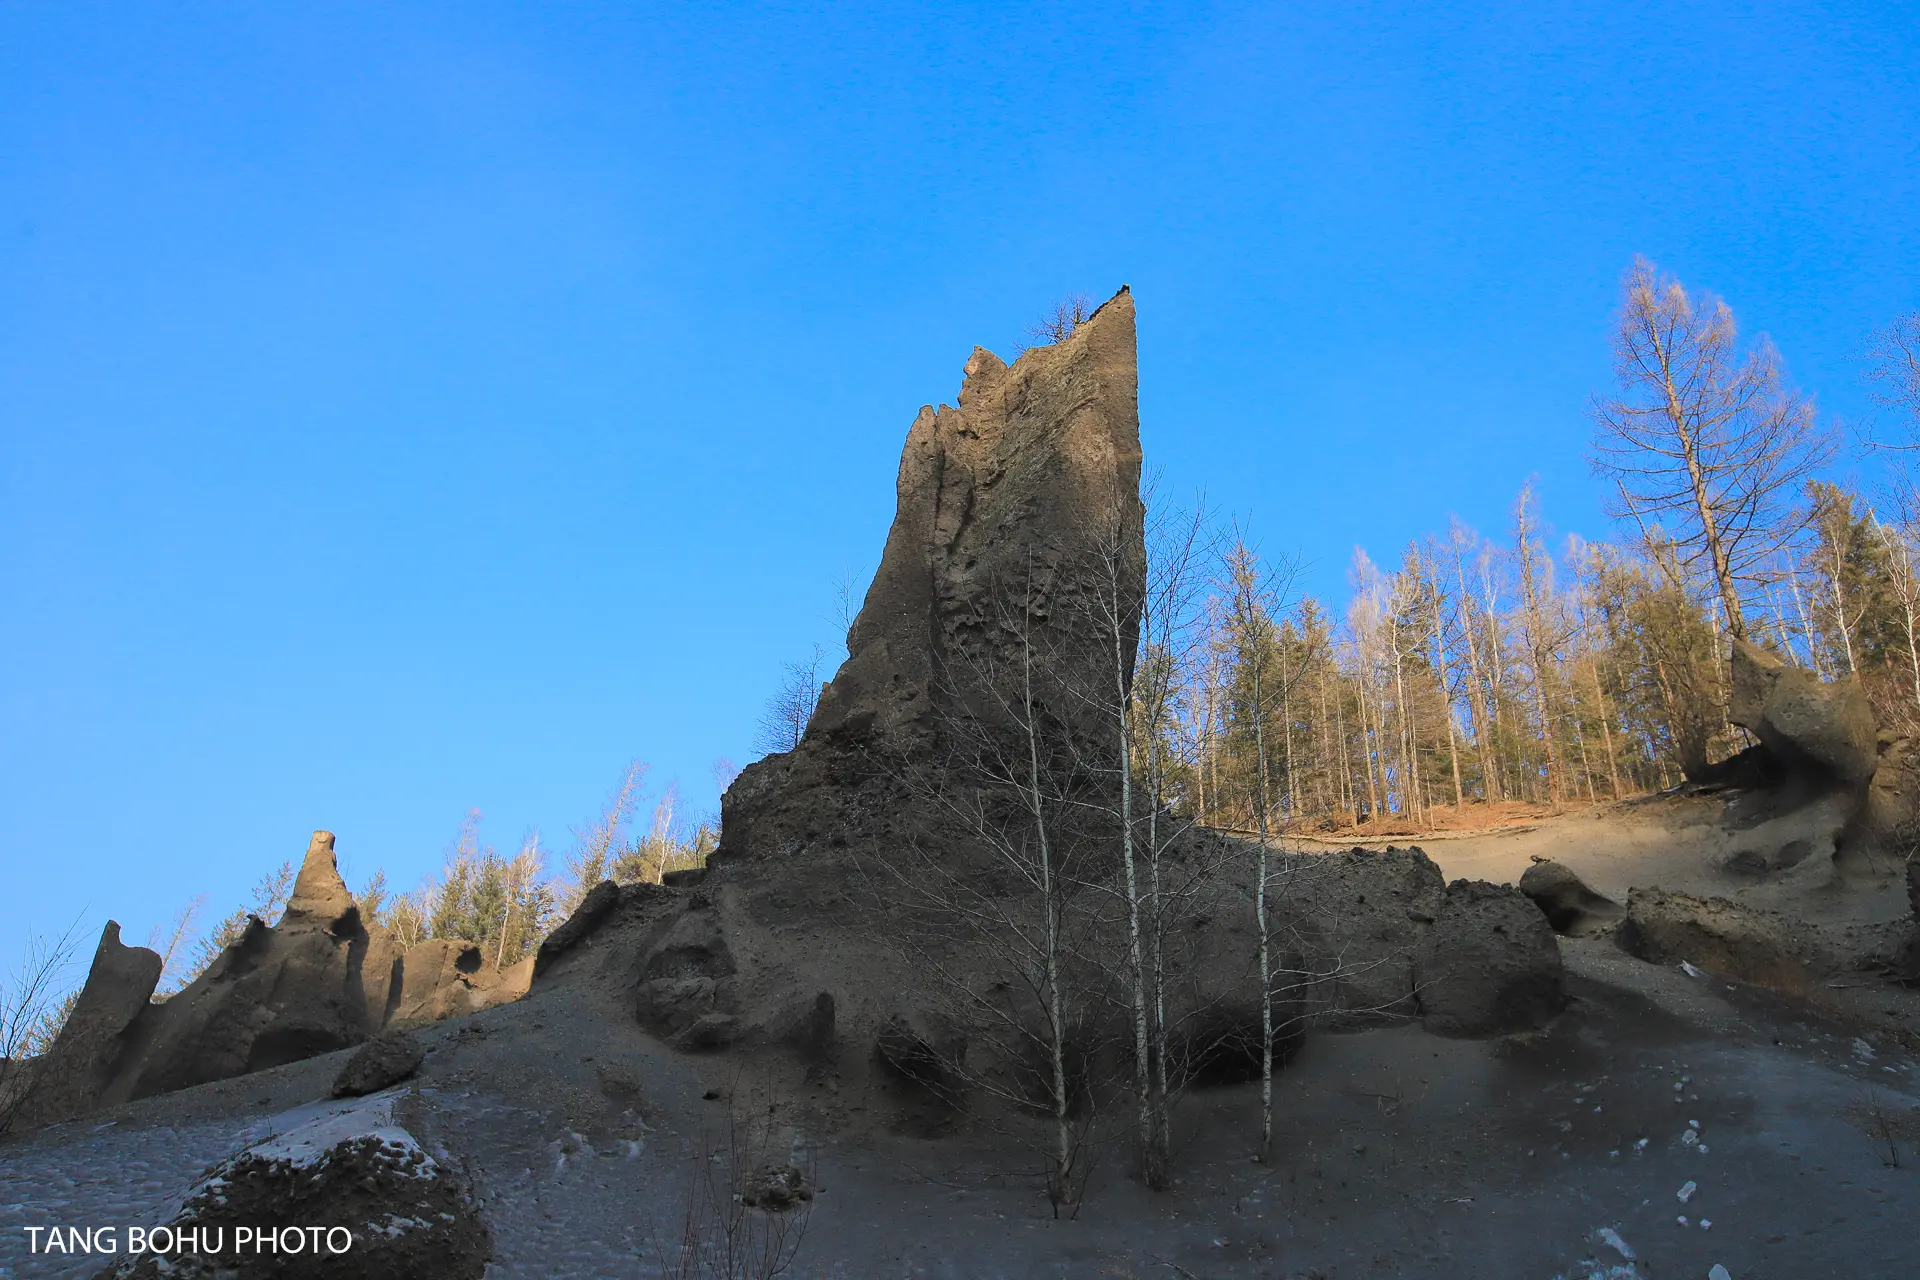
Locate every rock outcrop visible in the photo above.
<box><xmin>1618</xmin><ymin>886</ymin><xmax>1835</xmax><ymax>993</ymax></box>
<box><xmin>1851</xmin><ymin>730</ymin><xmax>1920</xmax><ymax>851</ymax></box>
<box><xmin>721</xmin><ymin>287</ymin><xmax>1145</xmax><ymax>860</ymax></box>
<box><xmin>534</xmin><ymin>879</ymin><xmax>622</xmax><ymax>976</ymax></box>
<box><xmin>1729</xmin><ymin>638</ymin><xmax>1877</xmax><ymax>785</ymax></box>
<box><xmin>33</xmin><ymin>832</ymin><xmax>535</xmax><ymax>1127</ymax></box>
<box><xmin>1414</xmin><ymin>879</ymin><xmax>1565</xmax><ymax>1036</ymax></box>
<box><xmin>386</xmin><ymin>940</ymin><xmax>532</xmax><ymax>1029</ymax></box>
<box><xmin>101</xmin><ymin>832</ymin><xmax>396</xmax><ymax>1102</ymax></box>
<box><xmin>585</xmin><ymin>295</ymin><xmax>1562</xmax><ymax>1121</ymax></box>
<box><xmin>20</xmin><ymin>922</ymin><xmax>163</xmax><ymax>1125</ymax></box>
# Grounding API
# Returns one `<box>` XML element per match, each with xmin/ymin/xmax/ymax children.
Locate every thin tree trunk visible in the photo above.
<box><xmin>1110</xmin><ymin>570</ymin><xmax>1162</xmax><ymax>1190</ymax></box>
<box><xmin>1251</xmin><ymin>649</ymin><xmax>1274</xmax><ymax>1159</ymax></box>
<box><xmin>1788</xmin><ymin>563</ymin><xmax>1827</xmax><ymax>679</ymax></box>
<box><xmin>1017</xmin><ymin>601</ymin><xmax>1074</xmax><ymax>1215</ymax></box>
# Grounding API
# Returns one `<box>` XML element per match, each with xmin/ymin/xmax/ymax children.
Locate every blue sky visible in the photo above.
<box><xmin>3</xmin><ymin>2</ymin><xmax>1917</xmax><ymax>968</ymax></box>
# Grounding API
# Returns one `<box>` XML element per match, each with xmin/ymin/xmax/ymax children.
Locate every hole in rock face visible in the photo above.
<box><xmin>329</xmin><ymin>905</ymin><xmax>366</xmax><ymax>940</ymax></box>
<box><xmin>454</xmin><ymin>946</ymin><xmax>483</xmax><ymax>974</ymax></box>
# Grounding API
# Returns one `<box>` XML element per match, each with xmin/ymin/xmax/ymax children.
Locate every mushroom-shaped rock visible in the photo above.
<box><xmin>1729</xmin><ymin>639</ymin><xmax>1877</xmax><ymax>784</ymax></box>
<box><xmin>1518</xmin><ymin>858</ymin><xmax>1625</xmax><ymax>937</ymax></box>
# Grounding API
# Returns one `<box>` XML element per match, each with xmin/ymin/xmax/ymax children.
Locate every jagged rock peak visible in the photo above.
<box><xmin>283</xmin><ymin>829</ymin><xmax>357</xmax><ymax>927</ymax></box>
<box><xmin>805</xmin><ymin>284</ymin><xmax>1143</xmax><ymax>750</ymax></box>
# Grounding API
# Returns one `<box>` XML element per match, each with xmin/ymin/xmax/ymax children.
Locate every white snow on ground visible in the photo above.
<box><xmin>241</xmin><ymin>1089</ymin><xmax>428</xmax><ymax>1173</ymax></box>
<box><xmin>0</xmin><ymin>1090</ymin><xmax>434</xmax><ymax>1280</ymax></box>
<box><xmin>0</xmin><ymin>1088</ymin><xmax>681</xmax><ymax>1280</ymax></box>
<box><xmin>412</xmin><ymin>1086</ymin><xmax>669</xmax><ymax>1278</ymax></box>
<box><xmin>0</xmin><ymin>1116</ymin><xmax>258</xmax><ymax>1280</ymax></box>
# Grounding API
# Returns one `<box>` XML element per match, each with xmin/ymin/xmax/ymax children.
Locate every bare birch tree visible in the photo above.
<box><xmin>563</xmin><ymin>761</ymin><xmax>647</xmax><ymax>908</ymax></box>
<box><xmin>1221</xmin><ymin>536</ymin><xmax>1311</xmax><ymax>1159</ymax></box>
<box><xmin>867</xmin><ymin>568</ymin><xmax>1112</xmax><ymax>1216</ymax></box>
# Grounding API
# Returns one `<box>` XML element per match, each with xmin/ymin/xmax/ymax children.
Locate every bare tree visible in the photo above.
<box><xmin>1871</xmin><ymin>512</ymin><xmax>1920</xmax><ymax>732</ymax></box>
<box><xmin>1068</xmin><ymin>483</ymin><xmax>1220</xmax><ymax>1190</ymax></box>
<box><xmin>1513</xmin><ymin>483</ymin><xmax>1567</xmax><ymax>807</ymax></box>
<box><xmin>659</xmin><ymin>1094</ymin><xmax>812</xmax><ymax>1279</ymax></box>
<box><xmin>862</xmin><ymin>566</ymin><xmax>1119</xmax><ymax>1216</ymax></box>
<box><xmin>1866</xmin><ymin>313</ymin><xmax>1920</xmax><ymax>441</ymax></box>
<box><xmin>1</xmin><ymin>924</ymin><xmax>81</xmax><ymax>1139</ymax></box>
<box><xmin>563</xmin><ymin>761</ymin><xmax>647</xmax><ymax>908</ymax></box>
<box><xmin>1222</xmin><ymin>536</ymin><xmax>1312</xmax><ymax>1159</ymax></box>
<box><xmin>755</xmin><ymin>647</ymin><xmax>824</xmax><ymax>756</ymax></box>
<box><xmin>1027</xmin><ymin>293</ymin><xmax>1095</xmax><ymax>346</ymax></box>
<box><xmin>1591</xmin><ymin>256</ymin><xmax>1834</xmax><ymax>639</ymax></box>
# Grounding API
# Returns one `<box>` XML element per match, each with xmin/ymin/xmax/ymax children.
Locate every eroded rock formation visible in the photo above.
<box><xmin>1519</xmin><ymin>857</ymin><xmax>1625</xmax><ymax>937</ymax></box>
<box><xmin>21</xmin><ymin>922</ymin><xmax>162</xmax><ymax>1125</ymax></box>
<box><xmin>721</xmin><ymin>286</ymin><xmax>1145</xmax><ymax>860</ymax></box>
<box><xmin>580</xmin><ymin>293</ymin><xmax>1566</xmax><ymax>1123</ymax></box>
<box><xmin>101</xmin><ymin>832</ymin><xmax>396</xmax><ymax>1103</ymax></box>
<box><xmin>1728</xmin><ymin>638</ymin><xmax>1877</xmax><ymax>785</ymax></box>
<box><xmin>30</xmin><ymin>832</ymin><xmax>529</xmax><ymax>1127</ymax></box>
<box><xmin>1619</xmin><ymin>886</ymin><xmax>1833</xmax><ymax>993</ymax></box>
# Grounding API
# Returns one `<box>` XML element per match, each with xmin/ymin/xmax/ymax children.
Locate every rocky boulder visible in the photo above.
<box><xmin>331</xmin><ymin>1031</ymin><xmax>425</xmax><ymax>1098</ymax></box>
<box><xmin>1280</xmin><ymin>844</ymin><xmax>1446</xmax><ymax>1026</ymax></box>
<box><xmin>1729</xmin><ymin>638</ymin><xmax>1876</xmax><ymax>785</ymax></box>
<box><xmin>1414</xmin><ymin>879</ymin><xmax>1565</xmax><ymax>1036</ymax></box>
<box><xmin>94</xmin><ymin>1092</ymin><xmax>489</xmax><ymax>1279</ymax></box>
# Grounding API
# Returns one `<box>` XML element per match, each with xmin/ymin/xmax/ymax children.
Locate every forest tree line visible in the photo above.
<box><xmin>1144</xmin><ymin>260</ymin><xmax>1920</xmax><ymax>836</ymax></box>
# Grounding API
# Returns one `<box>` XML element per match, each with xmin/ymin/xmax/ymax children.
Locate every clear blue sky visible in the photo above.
<box><xmin>4</xmin><ymin>2</ymin><xmax>1916</xmax><ymax>968</ymax></box>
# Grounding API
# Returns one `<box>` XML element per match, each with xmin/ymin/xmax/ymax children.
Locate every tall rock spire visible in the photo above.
<box><xmin>809</xmin><ymin>285</ymin><xmax>1143</xmax><ymax>749</ymax></box>
<box><xmin>721</xmin><ymin>286</ymin><xmax>1144</xmax><ymax>856</ymax></box>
